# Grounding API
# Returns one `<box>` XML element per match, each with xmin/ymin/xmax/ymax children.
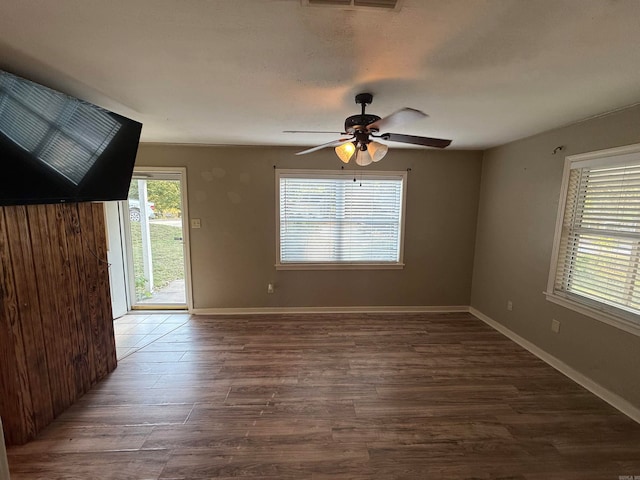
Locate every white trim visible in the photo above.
<box><xmin>275</xmin><ymin>262</ymin><xmax>404</xmax><ymax>270</ymax></box>
<box><xmin>191</xmin><ymin>305</ymin><xmax>469</xmax><ymax>315</ymax></box>
<box><xmin>469</xmin><ymin>307</ymin><xmax>640</xmax><ymax>425</ymax></box>
<box><xmin>567</xmin><ymin>143</ymin><xmax>640</xmax><ymax>168</ymax></box>
<box><xmin>104</xmin><ymin>201</ymin><xmax>130</xmax><ymax>318</ymax></box>
<box><xmin>545</xmin><ymin>154</ymin><xmax>573</xmax><ymax>295</ymax></box>
<box><xmin>178</xmin><ymin>167</ymin><xmax>194</xmax><ymax>312</ymax></box>
<box><xmin>122</xmin><ymin>197</ymin><xmax>135</xmax><ymax>311</ymax></box>
<box><xmin>274</xmin><ymin>168</ymin><xmax>280</xmax><ymax>268</ymax></box>
<box><xmin>544</xmin><ymin>291</ymin><xmax>640</xmax><ymax>337</ymax></box>
<box><xmin>129</xmin><ymin>167</ymin><xmax>194</xmax><ymax>312</ymax></box>
<box><xmin>399</xmin><ymin>169</ymin><xmax>407</xmax><ymax>265</ymax></box>
<box><xmin>118</xmin><ymin>201</ymin><xmax>132</xmax><ymax>311</ymax></box>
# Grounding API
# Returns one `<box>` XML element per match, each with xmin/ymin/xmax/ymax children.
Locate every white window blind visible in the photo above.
<box><xmin>552</xmin><ymin>158</ymin><xmax>640</xmax><ymax>325</ymax></box>
<box><xmin>277</xmin><ymin>170</ymin><xmax>406</xmax><ymax>267</ymax></box>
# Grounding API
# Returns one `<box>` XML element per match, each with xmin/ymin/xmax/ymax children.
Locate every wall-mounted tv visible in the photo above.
<box><xmin>0</xmin><ymin>69</ymin><xmax>142</xmax><ymax>206</ymax></box>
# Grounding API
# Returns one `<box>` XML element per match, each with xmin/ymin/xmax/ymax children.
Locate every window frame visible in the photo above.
<box><xmin>545</xmin><ymin>143</ymin><xmax>640</xmax><ymax>337</ymax></box>
<box><xmin>275</xmin><ymin>169</ymin><xmax>407</xmax><ymax>270</ymax></box>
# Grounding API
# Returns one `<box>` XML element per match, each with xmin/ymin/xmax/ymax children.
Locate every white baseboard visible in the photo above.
<box><xmin>469</xmin><ymin>307</ymin><xmax>640</xmax><ymax>424</ymax></box>
<box><xmin>191</xmin><ymin>305</ymin><xmax>470</xmax><ymax>316</ymax></box>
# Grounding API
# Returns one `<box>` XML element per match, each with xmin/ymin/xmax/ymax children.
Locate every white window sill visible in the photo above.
<box><xmin>544</xmin><ymin>291</ymin><xmax>640</xmax><ymax>337</ymax></box>
<box><xmin>275</xmin><ymin>263</ymin><xmax>405</xmax><ymax>271</ymax></box>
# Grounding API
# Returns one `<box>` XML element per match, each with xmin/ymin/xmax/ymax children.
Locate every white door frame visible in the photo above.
<box><xmin>105</xmin><ymin>200</ymin><xmax>131</xmax><ymax>318</ymax></box>
<box><xmin>123</xmin><ymin>166</ymin><xmax>193</xmax><ymax>311</ymax></box>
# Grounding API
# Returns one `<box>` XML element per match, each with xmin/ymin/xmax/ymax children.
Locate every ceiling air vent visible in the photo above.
<box><xmin>302</xmin><ymin>0</ymin><xmax>402</xmax><ymax>11</ymax></box>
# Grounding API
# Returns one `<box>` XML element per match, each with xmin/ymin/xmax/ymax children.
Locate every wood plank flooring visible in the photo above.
<box><xmin>6</xmin><ymin>312</ymin><xmax>640</xmax><ymax>479</ymax></box>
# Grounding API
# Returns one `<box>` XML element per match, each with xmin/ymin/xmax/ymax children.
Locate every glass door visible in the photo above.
<box><xmin>126</xmin><ymin>170</ymin><xmax>189</xmax><ymax>309</ymax></box>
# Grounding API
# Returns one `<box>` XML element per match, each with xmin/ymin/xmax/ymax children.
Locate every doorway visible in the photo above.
<box><xmin>124</xmin><ymin>168</ymin><xmax>192</xmax><ymax>310</ymax></box>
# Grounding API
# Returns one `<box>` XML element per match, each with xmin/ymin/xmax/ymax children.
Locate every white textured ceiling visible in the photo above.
<box><xmin>1</xmin><ymin>0</ymin><xmax>640</xmax><ymax>150</ymax></box>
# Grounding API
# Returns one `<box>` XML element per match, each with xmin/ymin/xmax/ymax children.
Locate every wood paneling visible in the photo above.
<box><xmin>0</xmin><ymin>203</ymin><xmax>116</xmax><ymax>446</ymax></box>
<box><xmin>7</xmin><ymin>312</ymin><xmax>640</xmax><ymax>479</ymax></box>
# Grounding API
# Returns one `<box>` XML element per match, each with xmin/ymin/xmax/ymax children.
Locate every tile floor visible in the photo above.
<box><xmin>113</xmin><ymin>312</ymin><xmax>190</xmax><ymax>359</ymax></box>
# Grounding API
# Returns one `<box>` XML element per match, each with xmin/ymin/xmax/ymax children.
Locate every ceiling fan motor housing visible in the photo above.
<box><xmin>344</xmin><ymin>114</ymin><xmax>381</xmax><ymax>134</ymax></box>
<box><xmin>346</xmin><ymin>93</ymin><xmax>380</xmax><ymax>134</ymax></box>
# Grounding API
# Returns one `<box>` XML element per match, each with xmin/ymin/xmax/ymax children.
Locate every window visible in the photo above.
<box><xmin>276</xmin><ymin>169</ymin><xmax>406</xmax><ymax>269</ymax></box>
<box><xmin>546</xmin><ymin>144</ymin><xmax>640</xmax><ymax>335</ymax></box>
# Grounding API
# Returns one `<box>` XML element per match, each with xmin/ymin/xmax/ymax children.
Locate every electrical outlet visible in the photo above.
<box><xmin>507</xmin><ymin>300</ymin><xmax>513</xmax><ymax>311</ymax></box>
<box><xmin>551</xmin><ymin>319</ymin><xmax>561</xmax><ymax>333</ymax></box>
<box><xmin>267</xmin><ymin>283</ymin><xmax>274</xmax><ymax>294</ymax></box>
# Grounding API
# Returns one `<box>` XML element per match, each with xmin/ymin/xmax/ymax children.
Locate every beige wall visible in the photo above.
<box><xmin>471</xmin><ymin>104</ymin><xmax>640</xmax><ymax>408</ymax></box>
<box><xmin>135</xmin><ymin>145</ymin><xmax>482</xmax><ymax>309</ymax></box>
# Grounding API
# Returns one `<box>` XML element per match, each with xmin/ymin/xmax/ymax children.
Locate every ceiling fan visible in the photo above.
<box><xmin>286</xmin><ymin>93</ymin><xmax>452</xmax><ymax>166</ymax></box>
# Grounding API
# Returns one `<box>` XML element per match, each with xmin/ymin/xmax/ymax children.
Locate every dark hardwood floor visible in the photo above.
<box><xmin>6</xmin><ymin>312</ymin><xmax>640</xmax><ymax>479</ymax></box>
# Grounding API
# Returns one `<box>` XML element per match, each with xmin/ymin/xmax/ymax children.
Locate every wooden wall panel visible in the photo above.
<box><xmin>0</xmin><ymin>203</ymin><xmax>116</xmax><ymax>446</ymax></box>
<box><xmin>0</xmin><ymin>208</ymin><xmax>27</xmax><ymax>446</ymax></box>
<box><xmin>27</xmin><ymin>204</ymin><xmax>72</xmax><ymax>416</ymax></box>
<box><xmin>4</xmin><ymin>206</ymin><xmax>52</xmax><ymax>437</ymax></box>
<box><xmin>63</xmin><ymin>204</ymin><xmax>92</xmax><ymax>394</ymax></box>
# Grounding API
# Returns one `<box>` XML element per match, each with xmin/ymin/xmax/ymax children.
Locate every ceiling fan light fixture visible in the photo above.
<box><xmin>335</xmin><ymin>142</ymin><xmax>356</xmax><ymax>163</ymax></box>
<box><xmin>355</xmin><ymin>147</ymin><xmax>373</xmax><ymax>166</ymax></box>
<box><xmin>368</xmin><ymin>141</ymin><xmax>388</xmax><ymax>162</ymax></box>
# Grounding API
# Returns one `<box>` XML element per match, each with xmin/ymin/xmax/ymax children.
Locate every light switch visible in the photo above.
<box><xmin>191</xmin><ymin>218</ymin><xmax>201</xmax><ymax>229</ymax></box>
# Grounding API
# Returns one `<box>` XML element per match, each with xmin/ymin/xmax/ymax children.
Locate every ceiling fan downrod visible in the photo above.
<box><xmin>355</xmin><ymin>92</ymin><xmax>373</xmax><ymax>112</ymax></box>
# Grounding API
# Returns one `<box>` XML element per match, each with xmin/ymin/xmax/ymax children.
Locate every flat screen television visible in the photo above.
<box><xmin>0</xmin><ymin>69</ymin><xmax>142</xmax><ymax>206</ymax></box>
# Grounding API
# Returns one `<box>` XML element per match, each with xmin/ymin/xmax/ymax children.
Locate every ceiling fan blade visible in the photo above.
<box><xmin>295</xmin><ymin>137</ymin><xmax>354</xmax><ymax>155</ymax></box>
<box><xmin>379</xmin><ymin>133</ymin><xmax>452</xmax><ymax>149</ymax></box>
<box><xmin>366</xmin><ymin>108</ymin><xmax>428</xmax><ymax>132</ymax></box>
<box><xmin>284</xmin><ymin>130</ymin><xmax>346</xmax><ymax>134</ymax></box>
